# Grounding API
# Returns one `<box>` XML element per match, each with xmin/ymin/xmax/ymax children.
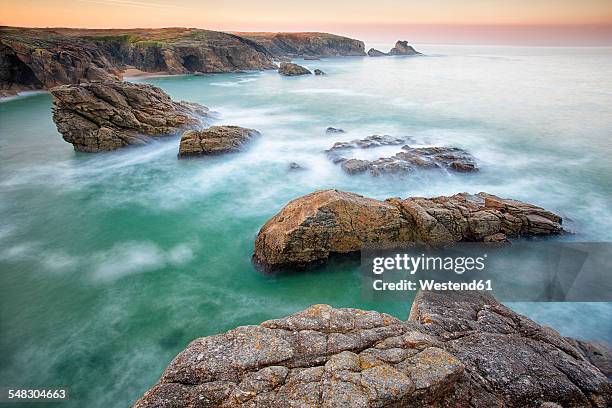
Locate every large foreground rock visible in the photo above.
<box><xmin>253</xmin><ymin>190</ymin><xmax>563</xmax><ymax>270</ymax></box>
<box><xmin>178</xmin><ymin>126</ymin><xmax>259</xmax><ymax>157</ymax></box>
<box><xmin>51</xmin><ymin>81</ymin><xmax>208</xmax><ymax>152</ymax></box>
<box><xmin>133</xmin><ymin>291</ymin><xmax>611</xmax><ymax>407</ymax></box>
<box><xmin>278</xmin><ymin>62</ymin><xmax>312</xmax><ymax>76</ymax></box>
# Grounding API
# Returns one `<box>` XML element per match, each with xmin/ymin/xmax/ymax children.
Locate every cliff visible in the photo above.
<box><xmin>0</xmin><ymin>27</ymin><xmax>365</xmax><ymax>95</ymax></box>
<box><xmin>233</xmin><ymin>32</ymin><xmax>366</xmax><ymax>57</ymax></box>
<box><xmin>133</xmin><ymin>290</ymin><xmax>611</xmax><ymax>407</ymax></box>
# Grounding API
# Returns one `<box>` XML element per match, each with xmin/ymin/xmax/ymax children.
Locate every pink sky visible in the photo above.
<box><xmin>2</xmin><ymin>0</ymin><xmax>612</xmax><ymax>45</ymax></box>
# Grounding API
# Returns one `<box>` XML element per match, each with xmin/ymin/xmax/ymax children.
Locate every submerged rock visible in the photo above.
<box><xmin>278</xmin><ymin>62</ymin><xmax>312</xmax><ymax>76</ymax></box>
<box><xmin>288</xmin><ymin>162</ymin><xmax>304</xmax><ymax>171</ymax></box>
<box><xmin>178</xmin><ymin>125</ymin><xmax>259</xmax><ymax>157</ymax></box>
<box><xmin>327</xmin><ymin>134</ymin><xmax>405</xmax><ymax>151</ymax></box>
<box><xmin>314</xmin><ymin>69</ymin><xmax>326</xmax><ymax>75</ymax></box>
<box><xmin>388</xmin><ymin>40</ymin><xmax>421</xmax><ymax>56</ymax></box>
<box><xmin>252</xmin><ymin>189</ymin><xmax>564</xmax><ymax>270</ymax></box>
<box><xmin>325</xmin><ymin>126</ymin><xmax>345</xmax><ymax>134</ymax></box>
<box><xmin>326</xmin><ymin>136</ymin><xmax>477</xmax><ymax>175</ymax></box>
<box><xmin>367</xmin><ymin>48</ymin><xmax>387</xmax><ymax>57</ymax></box>
<box><xmin>304</xmin><ymin>56</ymin><xmax>321</xmax><ymax>60</ymax></box>
<box><xmin>133</xmin><ymin>290</ymin><xmax>611</xmax><ymax>407</ymax></box>
<box><xmin>50</xmin><ymin>81</ymin><xmax>208</xmax><ymax>152</ymax></box>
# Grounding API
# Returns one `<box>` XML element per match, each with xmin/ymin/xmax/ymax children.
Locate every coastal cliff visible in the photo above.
<box><xmin>0</xmin><ymin>27</ymin><xmax>365</xmax><ymax>95</ymax></box>
<box><xmin>233</xmin><ymin>32</ymin><xmax>366</xmax><ymax>57</ymax></box>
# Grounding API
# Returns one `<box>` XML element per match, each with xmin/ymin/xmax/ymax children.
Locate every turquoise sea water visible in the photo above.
<box><xmin>1</xmin><ymin>44</ymin><xmax>612</xmax><ymax>407</ymax></box>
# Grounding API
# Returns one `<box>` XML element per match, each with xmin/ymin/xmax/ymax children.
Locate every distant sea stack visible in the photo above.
<box><xmin>0</xmin><ymin>27</ymin><xmax>365</xmax><ymax>95</ymax></box>
<box><xmin>367</xmin><ymin>41</ymin><xmax>421</xmax><ymax>57</ymax></box>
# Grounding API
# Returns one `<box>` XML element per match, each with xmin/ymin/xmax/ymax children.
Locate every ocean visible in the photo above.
<box><xmin>1</xmin><ymin>44</ymin><xmax>611</xmax><ymax>407</ymax></box>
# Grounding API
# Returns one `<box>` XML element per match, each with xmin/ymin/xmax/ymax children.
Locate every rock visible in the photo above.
<box><xmin>314</xmin><ymin>69</ymin><xmax>325</xmax><ymax>75</ymax></box>
<box><xmin>367</xmin><ymin>48</ymin><xmax>387</xmax><ymax>57</ymax></box>
<box><xmin>50</xmin><ymin>80</ymin><xmax>208</xmax><ymax>152</ymax></box>
<box><xmin>278</xmin><ymin>62</ymin><xmax>312</xmax><ymax>76</ymax></box>
<box><xmin>236</xmin><ymin>32</ymin><xmax>366</xmax><ymax>57</ymax></box>
<box><xmin>341</xmin><ymin>159</ymin><xmax>371</xmax><ymax>174</ymax></box>
<box><xmin>326</xmin><ymin>136</ymin><xmax>477</xmax><ymax>175</ymax></box>
<box><xmin>565</xmin><ymin>339</ymin><xmax>612</xmax><ymax>380</ymax></box>
<box><xmin>409</xmin><ymin>291</ymin><xmax>611</xmax><ymax>407</ymax></box>
<box><xmin>178</xmin><ymin>126</ymin><xmax>259</xmax><ymax>157</ymax></box>
<box><xmin>325</xmin><ymin>127</ymin><xmax>345</xmax><ymax>134</ymax></box>
<box><xmin>327</xmin><ymin>134</ymin><xmax>406</xmax><ymax>151</ymax></box>
<box><xmin>134</xmin><ymin>291</ymin><xmax>611</xmax><ymax>407</ymax></box>
<box><xmin>288</xmin><ymin>162</ymin><xmax>304</xmax><ymax>171</ymax></box>
<box><xmin>304</xmin><ymin>56</ymin><xmax>321</xmax><ymax>60</ymax></box>
<box><xmin>388</xmin><ymin>41</ymin><xmax>421</xmax><ymax>56</ymax></box>
<box><xmin>252</xmin><ymin>189</ymin><xmax>564</xmax><ymax>270</ymax></box>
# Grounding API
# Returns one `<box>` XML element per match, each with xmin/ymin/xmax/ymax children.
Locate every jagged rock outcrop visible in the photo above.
<box><xmin>367</xmin><ymin>48</ymin><xmax>386</xmax><ymax>57</ymax></box>
<box><xmin>178</xmin><ymin>126</ymin><xmax>259</xmax><ymax>157</ymax></box>
<box><xmin>326</xmin><ymin>135</ymin><xmax>477</xmax><ymax>175</ymax></box>
<box><xmin>252</xmin><ymin>190</ymin><xmax>563</xmax><ymax>270</ymax></box>
<box><xmin>133</xmin><ymin>291</ymin><xmax>611</xmax><ymax>407</ymax></box>
<box><xmin>51</xmin><ymin>81</ymin><xmax>208</xmax><ymax>152</ymax></box>
<box><xmin>235</xmin><ymin>32</ymin><xmax>366</xmax><ymax>57</ymax></box>
<box><xmin>278</xmin><ymin>62</ymin><xmax>312</xmax><ymax>76</ymax></box>
<box><xmin>389</xmin><ymin>41</ymin><xmax>421</xmax><ymax>56</ymax></box>
<box><xmin>1</xmin><ymin>27</ymin><xmax>366</xmax><ymax>93</ymax></box>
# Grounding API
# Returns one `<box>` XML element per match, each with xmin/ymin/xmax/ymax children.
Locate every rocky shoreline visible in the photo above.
<box><xmin>0</xmin><ymin>27</ymin><xmax>365</xmax><ymax>95</ymax></box>
<box><xmin>133</xmin><ymin>290</ymin><xmax>611</xmax><ymax>407</ymax></box>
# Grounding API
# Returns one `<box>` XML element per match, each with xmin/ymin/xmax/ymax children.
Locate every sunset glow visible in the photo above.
<box><xmin>1</xmin><ymin>0</ymin><xmax>612</xmax><ymax>44</ymax></box>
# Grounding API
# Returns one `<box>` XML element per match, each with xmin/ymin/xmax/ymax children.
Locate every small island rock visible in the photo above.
<box><xmin>51</xmin><ymin>81</ymin><xmax>208</xmax><ymax>152</ymax></box>
<box><xmin>253</xmin><ymin>189</ymin><xmax>563</xmax><ymax>270</ymax></box>
<box><xmin>278</xmin><ymin>62</ymin><xmax>312</xmax><ymax>76</ymax></box>
<box><xmin>178</xmin><ymin>125</ymin><xmax>259</xmax><ymax>157</ymax></box>
<box><xmin>367</xmin><ymin>48</ymin><xmax>387</xmax><ymax>57</ymax></box>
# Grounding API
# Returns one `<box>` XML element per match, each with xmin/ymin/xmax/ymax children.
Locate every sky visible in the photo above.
<box><xmin>1</xmin><ymin>0</ymin><xmax>612</xmax><ymax>45</ymax></box>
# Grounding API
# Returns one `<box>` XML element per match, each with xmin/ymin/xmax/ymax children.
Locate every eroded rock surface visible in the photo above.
<box><xmin>253</xmin><ymin>190</ymin><xmax>563</xmax><ymax>270</ymax></box>
<box><xmin>326</xmin><ymin>136</ymin><xmax>477</xmax><ymax>175</ymax></box>
<box><xmin>51</xmin><ymin>81</ymin><xmax>208</xmax><ymax>152</ymax></box>
<box><xmin>178</xmin><ymin>126</ymin><xmax>259</xmax><ymax>157</ymax></box>
<box><xmin>278</xmin><ymin>62</ymin><xmax>312</xmax><ymax>76</ymax></box>
<box><xmin>133</xmin><ymin>291</ymin><xmax>611</xmax><ymax>407</ymax></box>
